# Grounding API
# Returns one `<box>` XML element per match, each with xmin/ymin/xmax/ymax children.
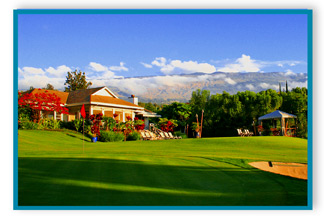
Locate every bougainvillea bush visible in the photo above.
<box><xmin>134</xmin><ymin>117</ymin><xmax>145</xmax><ymax>131</ymax></box>
<box><xmin>89</xmin><ymin>113</ymin><xmax>103</xmax><ymax>137</ymax></box>
<box><xmin>158</xmin><ymin>118</ymin><xmax>178</xmax><ymax>132</ymax></box>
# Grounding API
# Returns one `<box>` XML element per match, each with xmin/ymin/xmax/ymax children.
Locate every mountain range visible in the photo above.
<box><xmin>108</xmin><ymin>72</ymin><xmax>307</xmax><ymax>103</ymax></box>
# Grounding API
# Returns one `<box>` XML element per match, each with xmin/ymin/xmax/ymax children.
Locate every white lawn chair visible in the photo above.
<box><xmin>244</xmin><ymin>129</ymin><xmax>254</xmax><ymax>136</ymax></box>
<box><xmin>237</xmin><ymin>129</ymin><xmax>245</xmax><ymax>137</ymax></box>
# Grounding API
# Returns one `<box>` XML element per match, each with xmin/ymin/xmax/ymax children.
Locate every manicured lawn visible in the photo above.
<box><xmin>18</xmin><ymin>130</ymin><xmax>308</xmax><ymax>206</ymax></box>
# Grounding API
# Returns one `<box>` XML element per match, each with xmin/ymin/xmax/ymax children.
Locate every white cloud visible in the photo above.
<box><xmin>91</xmin><ymin>73</ymin><xmax>226</xmax><ymax>95</ymax></box>
<box><xmin>259</xmin><ymin>83</ymin><xmax>278</xmax><ymax>90</ymax></box>
<box><xmin>290</xmin><ymin>63</ymin><xmax>296</xmax><ymax>66</ymax></box>
<box><xmin>151</xmin><ymin>57</ymin><xmax>167</xmax><ymax>67</ymax></box>
<box><xmin>284</xmin><ymin>69</ymin><xmax>297</xmax><ymax>76</ymax></box>
<box><xmin>89</xmin><ymin>62</ymin><xmax>109</xmax><ymax>72</ymax></box>
<box><xmin>46</xmin><ymin>65</ymin><xmax>71</xmax><ymax>77</ymax></box>
<box><xmin>88</xmin><ymin>62</ymin><xmax>123</xmax><ymax>80</ymax></box>
<box><xmin>140</xmin><ymin>62</ymin><xmax>153</xmax><ymax>68</ymax></box>
<box><xmin>20</xmin><ymin>67</ymin><xmax>45</xmax><ymax>76</ymax></box>
<box><xmin>18</xmin><ymin>66</ymin><xmax>66</xmax><ymax>89</ymax></box>
<box><xmin>218</xmin><ymin>54</ymin><xmax>261</xmax><ymax>73</ymax></box>
<box><xmin>289</xmin><ymin>81</ymin><xmax>308</xmax><ymax>89</ymax></box>
<box><xmin>18</xmin><ymin>74</ymin><xmax>65</xmax><ymax>90</ymax></box>
<box><xmin>245</xmin><ymin>84</ymin><xmax>255</xmax><ymax>90</ymax></box>
<box><xmin>224</xmin><ymin>77</ymin><xmax>236</xmax><ymax>85</ymax></box>
<box><xmin>109</xmin><ymin>62</ymin><xmax>128</xmax><ymax>71</ymax></box>
<box><xmin>278</xmin><ymin>63</ymin><xmax>284</xmax><ymax>67</ymax></box>
<box><xmin>151</xmin><ymin>57</ymin><xmax>216</xmax><ymax>75</ymax></box>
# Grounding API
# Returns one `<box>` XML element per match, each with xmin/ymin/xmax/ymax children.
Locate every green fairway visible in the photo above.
<box><xmin>18</xmin><ymin>130</ymin><xmax>308</xmax><ymax>206</ymax></box>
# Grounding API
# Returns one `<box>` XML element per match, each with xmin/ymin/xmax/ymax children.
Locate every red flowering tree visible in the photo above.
<box><xmin>18</xmin><ymin>90</ymin><xmax>69</xmax><ymax>122</ymax></box>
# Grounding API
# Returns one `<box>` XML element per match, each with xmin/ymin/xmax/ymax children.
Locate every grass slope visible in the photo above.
<box><xmin>18</xmin><ymin>130</ymin><xmax>308</xmax><ymax>206</ymax></box>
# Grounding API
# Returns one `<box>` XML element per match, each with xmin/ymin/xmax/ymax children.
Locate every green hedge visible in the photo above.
<box><xmin>19</xmin><ymin>118</ymin><xmax>61</xmax><ymax>130</ymax></box>
<box><xmin>19</xmin><ymin>120</ymin><xmax>39</xmax><ymax>130</ymax></box>
<box><xmin>174</xmin><ymin>131</ymin><xmax>188</xmax><ymax>139</ymax></box>
<box><xmin>126</xmin><ymin>132</ymin><xmax>141</xmax><ymax>141</ymax></box>
<box><xmin>99</xmin><ymin>131</ymin><xmax>124</xmax><ymax>142</ymax></box>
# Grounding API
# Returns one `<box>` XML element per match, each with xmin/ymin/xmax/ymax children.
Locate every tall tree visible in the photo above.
<box><xmin>64</xmin><ymin>70</ymin><xmax>92</xmax><ymax>92</ymax></box>
<box><xmin>286</xmin><ymin>80</ymin><xmax>289</xmax><ymax>93</ymax></box>
<box><xmin>45</xmin><ymin>83</ymin><xmax>55</xmax><ymax>90</ymax></box>
<box><xmin>279</xmin><ymin>82</ymin><xmax>281</xmax><ymax>94</ymax></box>
<box><xmin>160</xmin><ymin>102</ymin><xmax>192</xmax><ymax>131</ymax></box>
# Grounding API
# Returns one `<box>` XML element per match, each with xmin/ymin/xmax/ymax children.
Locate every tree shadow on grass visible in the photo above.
<box><xmin>18</xmin><ymin>157</ymin><xmax>307</xmax><ymax>207</ymax></box>
<box><xmin>65</xmin><ymin>133</ymin><xmax>91</xmax><ymax>142</ymax></box>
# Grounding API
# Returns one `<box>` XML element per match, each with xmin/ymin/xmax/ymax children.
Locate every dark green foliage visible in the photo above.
<box><xmin>126</xmin><ymin>131</ymin><xmax>142</xmax><ymax>141</ymax></box>
<box><xmin>159</xmin><ymin>102</ymin><xmax>191</xmax><ymax>131</ymax></box>
<box><xmin>72</xmin><ymin>119</ymin><xmax>83</xmax><ymax>132</ymax></box>
<box><xmin>99</xmin><ymin>131</ymin><xmax>124</xmax><ymax>142</ymax></box>
<box><xmin>60</xmin><ymin>121</ymin><xmax>75</xmax><ymax>130</ymax></box>
<box><xmin>173</xmin><ymin>131</ymin><xmax>188</xmax><ymax>139</ymax></box>
<box><xmin>38</xmin><ymin>119</ymin><xmax>61</xmax><ymax>129</ymax></box>
<box><xmin>279</xmin><ymin>87</ymin><xmax>308</xmax><ymax>138</ymax></box>
<box><xmin>102</xmin><ymin>116</ymin><xmax>116</xmax><ymax>131</ymax></box>
<box><xmin>18</xmin><ymin>119</ymin><xmax>39</xmax><ymax>130</ymax></box>
<box><xmin>18</xmin><ymin>118</ymin><xmax>62</xmax><ymax>130</ymax></box>
<box><xmin>160</xmin><ymin>87</ymin><xmax>307</xmax><ymax>138</ymax></box>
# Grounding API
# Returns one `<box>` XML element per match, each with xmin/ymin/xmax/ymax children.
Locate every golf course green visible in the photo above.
<box><xmin>18</xmin><ymin>130</ymin><xmax>308</xmax><ymax>206</ymax></box>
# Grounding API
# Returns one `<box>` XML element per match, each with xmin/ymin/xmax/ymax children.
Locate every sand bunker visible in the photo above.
<box><xmin>249</xmin><ymin>161</ymin><xmax>307</xmax><ymax>180</ymax></box>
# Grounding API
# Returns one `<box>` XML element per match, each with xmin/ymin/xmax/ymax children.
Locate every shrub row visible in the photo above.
<box><xmin>19</xmin><ymin>118</ymin><xmax>61</xmax><ymax>130</ymax></box>
<box><xmin>99</xmin><ymin>131</ymin><xmax>125</xmax><ymax>142</ymax></box>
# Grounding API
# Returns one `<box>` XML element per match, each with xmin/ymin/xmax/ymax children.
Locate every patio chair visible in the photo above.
<box><xmin>158</xmin><ymin>131</ymin><xmax>168</xmax><ymax>139</ymax></box>
<box><xmin>164</xmin><ymin>132</ymin><xmax>173</xmax><ymax>139</ymax></box>
<box><xmin>149</xmin><ymin>131</ymin><xmax>161</xmax><ymax>140</ymax></box>
<box><xmin>244</xmin><ymin>129</ymin><xmax>254</xmax><ymax>136</ymax></box>
<box><xmin>237</xmin><ymin>129</ymin><xmax>245</xmax><ymax>137</ymax></box>
<box><xmin>145</xmin><ymin>131</ymin><xmax>154</xmax><ymax>140</ymax></box>
<box><xmin>140</xmin><ymin>131</ymin><xmax>150</xmax><ymax>140</ymax></box>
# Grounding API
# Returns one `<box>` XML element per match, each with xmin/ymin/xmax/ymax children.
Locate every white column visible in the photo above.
<box><xmin>90</xmin><ymin>106</ymin><xmax>93</xmax><ymax>115</ymax></box>
<box><xmin>60</xmin><ymin>113</ymin><xmax>63</xmax><ymax>121</ymax></box>
<box><xmin>53</xmin><ymin>111</ymin><xmax>56</xmax><ymax>120</ymax></box>
<box><xmin>113</xmin><ymin>109</ymin><xmax>115</xmax><ymax>115</ymax></box>
<box><xmin>122</xmin><ymin>111</ymin><xmax>125</xmax><ymax>122</ymax></box>
<box><xmin>132</xmin><ymin>112</ymin><xmax>135</xmax><ymax>121</ymax></box>
<box><xmin>101</xmin><ymin>108</ymin><xmax>104</xmax><ymax>116</ymax></box>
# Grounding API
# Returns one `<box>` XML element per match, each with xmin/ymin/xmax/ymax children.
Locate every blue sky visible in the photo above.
<box><xmin>17</xmin><ymin>12</ymin><xmax>308</xmax><ymax>90</ymax></box>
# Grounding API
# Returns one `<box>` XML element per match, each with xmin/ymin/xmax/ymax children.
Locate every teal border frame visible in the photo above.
<box><xmin>13</xmin><ymin>9</ymin><xmax>313</xmax><ymax>210</ymax></box>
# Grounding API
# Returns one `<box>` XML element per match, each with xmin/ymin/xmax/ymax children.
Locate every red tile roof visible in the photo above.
<box><xmin>91</xmin><ymin>95</ymin><xmax>143</xmax><ymax>109</ymax></box>
<box><xmin>66</xmin><ymin>87</ymin><xmax>104</xmax><ymax>104</ymax></box>
<box><xmin>29</xmin><ymin>87</ymin><xmax>144</xmax><ymax>110</ymax></box>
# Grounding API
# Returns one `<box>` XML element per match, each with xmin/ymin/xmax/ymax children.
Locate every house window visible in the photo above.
<box><xmin>104</xmin><ymin>110</ymin><xmax>113</xmax><ymax>117</ymax></box>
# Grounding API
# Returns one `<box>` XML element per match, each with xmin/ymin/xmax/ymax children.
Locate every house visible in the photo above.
<box><xmin>29</xmin><ymin>86</ymin><xmax>161</xmax><ymax>128</ymax></box>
